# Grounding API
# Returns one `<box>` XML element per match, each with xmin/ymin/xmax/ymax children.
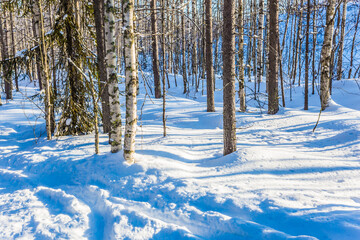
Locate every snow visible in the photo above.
<box><xmin>1</xmin><ymin>74</ymin><xmax>360</xmax><ymax>239</ymax></box>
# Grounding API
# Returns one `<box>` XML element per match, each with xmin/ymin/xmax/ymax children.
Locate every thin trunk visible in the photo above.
<box><xmin>268</xmin><ymin>0</ymin><xmax>279</xmax><ymax>114</ymax></box>
<box><xmin>304</xmin><ymin>0</ymin><xmax>310</xmax><ymax>110</ymax></box>
<box><xmin>151</xmin><ymin>0</ymin><xmax>161</xmax><ymax>98</ymax></box>
<box><xmin>336</xmin><ymin>0</ymin><xmax>347</xmax><ymax>81</ymax></box>
<box><xmin>348</xmin><ymin>6</ymin><xmax>360</xmax><ymax>79</ymax></box>
<box><xmin>223</xmin><ymin>0</ymin><xmax>236</xmax><ymax>155</ymax></box>
<box><xmin>94</xmin><ymin>0</ymin><xmax>111</xmax><ymax>134</ymax></box>
<box><xmin>105</xmin><ymin>0</ymin><xmax>122</xmax><ymax>153</ymax></box>
<box><xmin>181</xmin><ymin>6</ymin><xmax>187</xmax><ymax>94</ymax></box>
<box><xmin>312</xmin><ymin>0</ymin><xmax>317</xmax><ymax>95</ymax></box>
<box><xmin>0</xmin><ymin>10</ymin><xmax>11</xmax><ymax>100</ymax></box>
<box><xmin>238</xmin><ymin>0</ymin><xmax>246</xmax><ymax>112</ymax></box>
<box><xmin>123</xmin><ymin>0</ymin><xmax>138</xmax><ymax>163</ymax></box>
<box><xmin>257</xmin><ymin>0</ymin><xmax>264</xmax><ymax>90</ymax></box>
<box><xmin>36</xmin><ymin>0</ymin><xmax>52</xmax><ymax>140</ymax></box>
<box><xmin>205</xmin><ymin>0</ymin><xmax>215</xmax><ymax>112</ymax></box>
<box><xmin>9</xmin><ymin>10</ymin><xmax>19</xmax><ymax>92</ymax></box>
<box><xmin>161</xmin><ymin>0</ymin><xmax>167</xmax><ymax>136</ymax></box>
<box><xmin>320</xmin><ymin>0</ymin><xmax>336</xmax><ymax>110</ymax></box>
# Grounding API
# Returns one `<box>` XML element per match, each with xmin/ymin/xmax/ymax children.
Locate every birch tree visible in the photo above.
<box><xmin>123</xmin><ymin>0</ymin><xmax>138</xmax><ymax>163</ymax></box>
<box><xmin>105</xmin><ymin>0</ymin><xmax>122</xmax><ymax>153</ymax></box>
<box><xmin>320</xmin><ymin>0</ymin><xmax>335</xmax><ymax>110</ymax></box>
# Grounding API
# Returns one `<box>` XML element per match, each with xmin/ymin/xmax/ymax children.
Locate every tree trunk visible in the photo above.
<box><xmin>9</xmin><ymin>10</ymin><xmax>19</xmax><ymax>92</ymax></box>
<box><xmin>205</xmin><ymin>0</ymin><xmax>215</xmax><ymax>112</ymax></box>
<box><xmin>151</xmin><ymin>0</ymin><xmax>161</xmax><ymax>98</ymax></box>
<box><xmin>312</xmin><ymin>0</ymin><xmax>317</xmax><ymax>95</ymax></box>
<box><xmin>105</xmin><ymin>0</ymin><xmax>122</xmax><ymax>153</ymax></box>
<box><xmin>94</xmin><ymin>0</ymin><xmax>111</xmax><ymax>134</ymax></box>
<box><xmin>181</xmin><ymin>5</ymin><xmax>187</xmax><ymax>94</ymax></box>
<box><xmin>257</xmin><ymin>0</ymin><xmax>264</xmax><ymax>89</ymax></box>
<box><xmin>123</xmin><ymin>0</ymin><xmax>138</xmax><ymax>163</ymax></box>
<box><xmin>304</xmin><ymin>0</ymin><xmax>310</xmax><ymax>110</ymax></box>
<box><xmin>161</xmin><ymin>0</ymin><xmax>167</xmax><ymax>136</ymax></box>
<box><xmin>268</xmin><ymin>0</ymin><xmax>279</xmax><ymax>114</ymax></box>
<box><xmin>238</xmin><ymin>0</ymin><xmax>246</xmax><ymax>112</ymax></box>
<box><xmin>0</xmin><ymin>12</ymin><xmax>12</xmax><ymax>100</ymax></box>
<box><xmin>320</xmin><ymin>0</ymin><xmax>336</xmax><ymax>110</ymax></box>
<box><xmin>223</xmin><ymin>0</ymin><xmax>236</xmax><ymax>155</ymax></box>
<box><xmin>32</xmin><ymin>1</ymin><xmax>43</xmax><ymax>90</ymax></box>
<box><xmin>348</xmin><ymin>6</ymin><xmax>360</xmax><ymax>79</ymax></box>
<box><xmin>336</xmin><ymin>0</ymin><xmax>347</xmax><ymax>81</ymax></box>
<box><xmin>35</xmin><ymin>0</ymin><xmax>52</xmax><ymax>140</ymax></box>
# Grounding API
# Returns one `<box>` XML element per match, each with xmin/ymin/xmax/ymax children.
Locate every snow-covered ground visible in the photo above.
<box><xmin>1</xmin><ymin>75</ymin><xmax>360</xmax><ymax>239</ymax></box>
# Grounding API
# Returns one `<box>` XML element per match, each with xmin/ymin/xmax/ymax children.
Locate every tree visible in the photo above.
<box><xmin>268</xmin><ymin>0</ymin><xmax>279</xmax><ymax>114</ymax></box>
<box><xmin>151</xmin><ymin>0</ymin><xmax>161</xmax><ymax>99</ymax></box>
<box><xmin>123</xmin><ymin>0</ymin><xmax>138</xmax><ymax>163</ymax></box>
<box><xmin>105</xmin><ymin>0</ymin><xmax>122</xmax><ymax>153</ymax></box>
<box><xmin>205</xmin><ymin>0</ymin><xmax>215</xmax><ymax>112</ymax></box>
<box><xmin>304</xmin><ymin>0</ymin><xmax>311</xmax><ymax>110</ymax></box>
<box><xmin>0</xmin><ymin>9</ymin><xmax>12</xmax><ymax>100</ymax></box>
<box><xmin>320</xmin><ymin>0</ymin><xmax>335</xmax><ymax>110</ymax></box>
<box><xmin>257</xmin><ymin>0</ymin><xmax>265</xmax><ymax>89</ymax></box>
<box><xmin>336</xmin><ymin>0</ymin><xmax>347</xmax><ymax>81</ymax></box>
<box><xmin>93</xmin><ymin>0</ymin><xmax>111</xmax><ymax>134</ymax></box>
<box><xmin>34</xmin><ymin>0</ymin><xmax>52</xmax><ymax>140</ymax></box>
<box><xmin>238</xmin><ymin>0</ymin><xmax>246</xmax><ymax>112</ymax></box>
<box><xmin>223</xmin><ymin>0</ymin><xmax>236</xmax><ymax>155</ymax></box>
<box><xmin>181</xmin><ymin>2</ymin><xmax>187</xmax><ymax>94</ymax></box>
<box><xmin>56</xmin><ymin>0</ymin><xmax>94</xmax><ymax>136</ymax></box>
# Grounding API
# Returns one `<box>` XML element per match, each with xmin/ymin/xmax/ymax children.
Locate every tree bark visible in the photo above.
<box><xmin>336</xmin><ymin>0</ymin><xmax>347</xmax><ymax>81</ymax></box>
<box><xmin>0</xmin><ymin>11</ymin><xmax>12</xmax><ymax>100</ymax></box>
<box><xmin>205</xmin><ymin>0</ymin><xmax>215</xmax><ymax>112</ymax></box>
<box><xmin>268</xmin><ymin>0</ymin><xmax>279</xmax><ymax>114</ymax></box>
<box><xmin>223</xmin><ymin>0</ymin><xmax>236</xmax><ymax>155</ymax></box>
<box><xmin>35</xmin><ymin>0</ymin><xmax>52</xmax><ymax>140</ymax></box>
<box><xmin>151</xmin><ymin>0</ymin><xmax>161</xmax><ymax>98</ymax></box>
<box><xmin>94</xmin><ymin>0</ymin><xmax>111</xmax><ymax>134</ymax></box>
<box><xmin>238</xmin><ymin>0</ymin><xmax>246</xmax><ymax>112</ymax></box>
<box><xmin>304</xmin><ymin>0</ymin><xmax>310</xmax><ymax>110</ymax></box>
<box><xmin>320</xmin><ymin>0</ymin><xmax>336</xmax><ymax>110</ymax></box>
<box><xmin>348</xmin><ymin>5</ymin><xmax>360</xmax><ymax>79</ymax></box>
<box><xmin>123</xmin><ymin>0</ymin><xmax>138</xmax><ymax>163</ymax></box>
<box><xmin>257</xmin><ymin>0</ymin><xmax>265</xmax><ymax>89</ymax></box>
<box><xmin>105</xmin><ymin>0</ymin><xmax>122</xmax><ymax>153</ymax></box>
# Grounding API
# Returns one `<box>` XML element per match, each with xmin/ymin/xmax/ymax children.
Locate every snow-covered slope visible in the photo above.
<box><xmin>1</xmin><ymin>75</ymin><xmax>360</xmax><ymax>239</ymax></box>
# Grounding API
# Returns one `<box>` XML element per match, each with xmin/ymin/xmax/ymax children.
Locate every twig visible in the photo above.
<box><xmin>313</xmin><ymin>108</ymin><xmax>322</xmax><ymax>133</ymax></box>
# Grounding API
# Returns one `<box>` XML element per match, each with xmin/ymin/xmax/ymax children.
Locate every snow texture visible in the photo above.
<box><xmin>1</xmin><ymin>72</ymin><xmax>360</xmax><ymax>240</ymax></box>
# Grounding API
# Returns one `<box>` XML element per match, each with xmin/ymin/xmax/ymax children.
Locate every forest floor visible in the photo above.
<box><xmin>1</xmin><ymin>74</ymin><xmax>360</xmax><ymax>239</ymax></box>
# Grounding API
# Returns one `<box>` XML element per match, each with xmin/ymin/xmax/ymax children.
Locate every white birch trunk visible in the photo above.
<box><xmin>123</xmin><ymin>0</ymin><xmax>137</xmax><ymax>163</ymax></box>
<box><xmin>320</xmin><ymin>0</ymin><xmax>336</xmax><ymax>110</ymax></box>
<box><xmin>257</xmin><ymin>0</ymin><xmax>264</xmax><ymax>86</ymax></box>
<box><xmin>105</xmin><ymin>0</ymin><xmax>122</xmax><ymax>153</ymax></box>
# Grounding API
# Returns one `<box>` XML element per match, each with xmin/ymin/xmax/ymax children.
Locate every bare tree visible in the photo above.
<box><xmin>223</xmin><ymin>0</ymin><xmax>237</xmax><ymax>155</ymax></box>
<box><xmin>151</xmin><ymin>0</ymin><xmax>161</xmax><ymax>98</ymax></box>
<box><xmin>238</xmin><ymin>0</ymin><xmax>246</xmax><ymax>112</ymax></box>
<box><xmin>268</xmin><ymin>0</ymin><xmax>279</xmax><ymax>114</ymax></box>
<box><xmin>105</xmin><ymin>0</ymin><xmax>122</xmax><ymax>153</ymax></box>
<box><xmin>320</xmin><ymin>0</ymin><xmax>336</xmax><ymax>110</ymax></box>
<box><xmin>123</xmin><ymin>0</ymin><xmax>138</xmax><ymax>163</ymax></box>
<box><xmin>336</xmin><ymin>0</ymin><xmax>347</xmax><ymax>81</ymax></box>
<box><xmin>205</xmin><ymin>0</ymin><xmax>215</xmax><ymax>112</ymax></box>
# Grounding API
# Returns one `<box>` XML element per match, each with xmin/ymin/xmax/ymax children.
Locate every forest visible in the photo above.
<box><xmin>0</xmin><ymin>0</ymin><xmax>360</xmax><ymax>239</ymax></box>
